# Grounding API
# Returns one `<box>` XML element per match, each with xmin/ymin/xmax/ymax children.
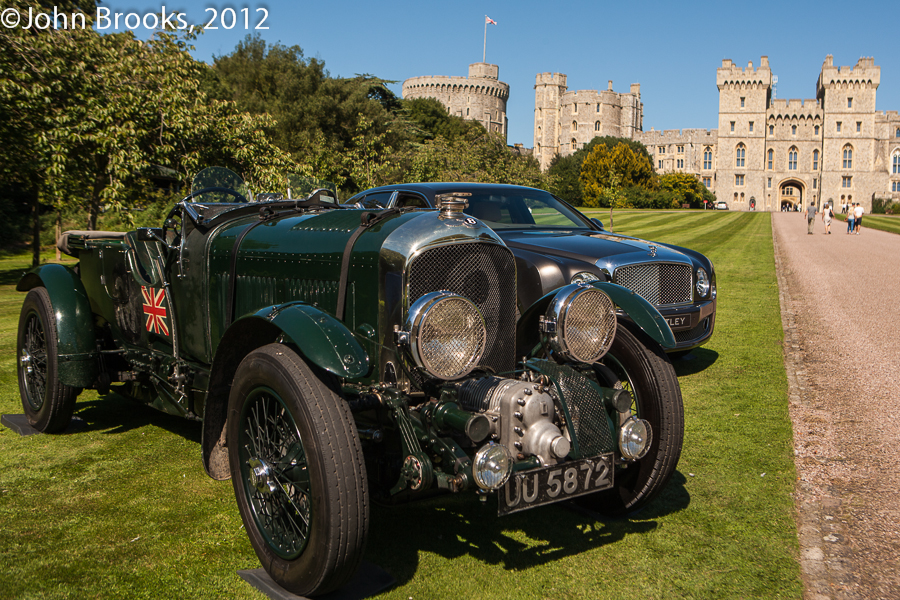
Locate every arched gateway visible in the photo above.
<box><xmin>779</xmin><ymin>180</ymin><xmax>805</xmax><ymax>211</ymax></box>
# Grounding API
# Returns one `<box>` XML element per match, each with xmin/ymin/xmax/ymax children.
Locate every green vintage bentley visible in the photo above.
<box><xmin>16</xmin><ymin>168</ymin><xmax>684</xmax><ymax>596</ymax></box>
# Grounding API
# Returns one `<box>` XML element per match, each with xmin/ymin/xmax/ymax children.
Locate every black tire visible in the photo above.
<box><xmin>587</xmin><ymin>326</ymin><xmax>684</xmax><ymax>516</ymax></box>
<box><xmin>17</xmin><ymin>287</ymin><xmax>80</xmax><ymax>433</ymax></box>
<box><xmin>227</xmin><ymin>344</ymin><xmax>369</xmax><ymax>597</ymax></box>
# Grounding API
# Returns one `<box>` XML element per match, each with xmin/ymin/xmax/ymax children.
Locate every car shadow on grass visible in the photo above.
<box><xmin>71</xmin><ymin>392</ymin><xmax>202</xmax><ymax>443</ymax></box>
<box><xmin>367</xmin><ymin>470</ymin><xmax>690</xmax><ymax>587</ymax></box>
<box><xmin>671</xmin><ymin>348</ymin><xmax>719</xmax><ymax>376</ymax></box>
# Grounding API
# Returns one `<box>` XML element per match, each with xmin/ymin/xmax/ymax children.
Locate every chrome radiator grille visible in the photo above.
<box><xmin>614</xmin><ymin>263</ymin><xmax>692</xmax><ymax>306</ymax></box>
<box><xmin>407</xmin><ymin>242</ymin><xmax>516</xmax><ymax>375</ymax></box>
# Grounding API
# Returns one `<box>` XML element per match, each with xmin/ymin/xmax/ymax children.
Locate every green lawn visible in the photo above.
<box><xmin>0</xmin><ymin>213</ymin><xmax>802</xmax><ymax>599</ymax></box>
<box><xmin>833</xmin><ymin>211</ymin><xmax>900</xmax><ymax>235</ymax></box>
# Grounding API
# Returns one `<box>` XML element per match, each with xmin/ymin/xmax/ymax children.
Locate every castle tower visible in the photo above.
<box><xmin>716</xmin><ymin>57</ymin><xmax>772</xmax><ymax>210</ymax></box>
<box><xmin>402</xmin><ymin>63</ymin><xmax>510</xmax><ymax>140</ymax></box>
<box><xmin>817</xmin><ymin>56</ymin><xmax>880</xmax><ymax>208</ymax></box>
<box><xmin>534</xmin><ymin>73</ymin><xmax>567</xmax><ymax>170</ymax></box>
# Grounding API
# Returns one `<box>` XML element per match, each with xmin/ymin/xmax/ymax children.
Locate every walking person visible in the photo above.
<box><xmin>847</xmin><ymin>203</ymin><xmax>856</xmax><ymax>234</ymax></box>
<box><xmin>822</xmin><ymin>202</ymin><xmax>834</xmax><ymax>234</ymax></box>
<box><xmin>804</xmin><ymin>201</ymin><xmax>817</xmax><ymax>234</ymax></box>
<box><xmin>854</xmin><ymin>202</ymin><xmax>864</xmax><ymax>235</ymax></box>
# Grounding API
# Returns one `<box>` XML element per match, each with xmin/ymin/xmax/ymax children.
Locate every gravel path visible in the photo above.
<box><xmin>772</xmin><ymin>212</ymin><xmax>900</xmax><ymax>600</ymax></box>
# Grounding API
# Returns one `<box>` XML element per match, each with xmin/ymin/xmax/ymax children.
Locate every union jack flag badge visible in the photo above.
<box><xmin>141</xmin><ymin>286</ymin><xmax>169</xmax><ymax>336</ymax></box>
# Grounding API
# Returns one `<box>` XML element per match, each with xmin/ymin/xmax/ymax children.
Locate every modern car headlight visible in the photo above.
<box><xmin>405</xmin><ymin>291</ymin><xmax>486</xmax><ymax>380</ymax></box>
<box><xmin>544</xmin><ymin>284</ymin><xmax>616</xmax><ymax>364</ymax></box>
<box><xmin>570</xmin><ymin>271</ymin><xmax>600</xmax><ymax>285</ymax></box>
<box><xmin>472</xmin><ymin>442</ymin><xmax>513</xmax><ymax>491</ymax></box>
<box><xmin>696</xmin><ymin>268</ymin><xmax>711</xmax><ymax>298</ymax></box>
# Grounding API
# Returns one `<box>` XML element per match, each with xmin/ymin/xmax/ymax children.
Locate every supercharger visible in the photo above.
<box><xmin>457</xmin><ymin>376</ymin><xmax>571</xmax><ymax>465</ymax></box>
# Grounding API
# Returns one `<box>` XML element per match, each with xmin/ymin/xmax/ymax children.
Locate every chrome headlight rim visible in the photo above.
<box><xmin>472</xmin><ymin>442</ymin><xmax>514</xmax><ymax>491</ymax></box>
<box><xmin>405</xmin><ymin>291</ymin><xmax>487</xmax><ymax>380</ymax></box>
<box><xmin>546</xmin><ymin>284</ymin><xmax>617</xmax><ymax>364</ymax></box>
<box><xmin>696</xmin><ymin>267</ymin><xmax>710</xmax><ymax>298</ymax></box>
<box><xmin>618</xmin><ymin>416</ymin><xmax>652</xmax><ymax>460</ymax></box>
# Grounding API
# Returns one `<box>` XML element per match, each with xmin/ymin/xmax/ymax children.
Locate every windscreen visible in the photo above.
<box><xmin>463</xmin><ymin>190</ymin><xmax>590</xmax><ymax>229</ymax></box>
<box><xmin>190</xmin><ymin>167</ymin><xmax>250</xmax><ymax>203</ymax></box>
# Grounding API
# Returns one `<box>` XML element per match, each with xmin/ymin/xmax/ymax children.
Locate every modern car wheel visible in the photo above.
<box><xmin>587</xmin><ymin>326</ymin><xmax>684</xmax><ymax>516</ymax></box>
<box><xmin>17</xmin><ymin>287</ymin><xmax>80</xmax><ymax>433</ymax></box>
<box><xmin>227</xmin><ymin>344</ymin><xmax>369</xmax><ymax>597</ymax></box>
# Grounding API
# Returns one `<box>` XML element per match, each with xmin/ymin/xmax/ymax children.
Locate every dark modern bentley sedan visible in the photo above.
<box><xmin>347</xmin><ymin>183</ymin><xmax>717</xmax><ymax>353</ymax></box>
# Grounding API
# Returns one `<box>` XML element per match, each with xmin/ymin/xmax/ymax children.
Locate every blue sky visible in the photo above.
<box><xmin>96</xmin><ymin>0</ymin><xmax>898</xmax><ymax>147</ymax></box>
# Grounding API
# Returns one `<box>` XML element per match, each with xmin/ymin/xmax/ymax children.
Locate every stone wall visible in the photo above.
<box><xmin>402</xmin><ymin>63</ymin><xmax>509</xmax><ymax>140</ymax></box>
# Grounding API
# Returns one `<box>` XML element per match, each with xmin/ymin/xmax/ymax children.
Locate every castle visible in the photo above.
<box><xmin>402</xmin><ymin>63</ymin><xmax>509</xmax><ymax>139</ymax></box>
<box><xmin>537</xmin><ymin>55</ymin><xmax>900</xmax><ymax>211</ymax></box>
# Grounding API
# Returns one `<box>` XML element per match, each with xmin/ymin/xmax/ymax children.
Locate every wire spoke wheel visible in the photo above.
<box><xmin>584</xmin><ymin>326</ymin><xmax>684</xmax><ymax>516</ymax></box>
<box><xmin>228</xmin><ymin>344</ymin><xmax>368</xmax><ymax>597</ymax></box>
<box><xmin>16</xmin><ymin>288</ymin><xmax>79</xmax><ymax>433</ymax></box>
<box><xmin>238</xmin><ymin>388</ymin><xmax>312</xmax><ymax>559</ymax></box>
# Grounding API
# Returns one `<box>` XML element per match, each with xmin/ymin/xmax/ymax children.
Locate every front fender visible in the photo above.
<box><xmin>589</xmin><ymin>282</ymin><xmax>676</xmax><ymax>349</ymax></box>
<box><xmin>17</xmin><ymin>264</ymin><xmax>98</xmax><ymax>387</ymax></box>
<box><xmin>245</xmin><ymin>302</ymin><xmax>370</xmax><ymax>379</ymax></box>
<box><xmin>516</xmin><ymin>282</ymin><xmax>675</xmax><ymax>357</ymax></box>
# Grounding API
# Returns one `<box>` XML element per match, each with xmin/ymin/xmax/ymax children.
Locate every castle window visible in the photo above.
<box><xmin>595</xmin><ymin>121</ymin><xmax>601</xmax><ymax>131</ymax></box>
<box><xmin>658</xmin><ymin>160</ymin><xmax>663</xmax><ymax>169</ymax></box>
<box><xmin>813</xmin><ymin>150</ymin><xmax>819</xmax><ymax>171</ymax></box>
<box><xmin>768</xmin><ymin>177</ymin><xmax>772</xmax><ymax>188</ymax></box>
<box><xmin>730</xmin><ymin>121</ymin><xmax>735</xmax><ymax>132</ymax></box>
<box><xmin>769</xmin><ymin>124</ymin><xmax>774</xmax><ymax>135</ymax></box>
<box><xmin>843</xmin><ymin>146</ymin><xmax>853</xmax><ymax>169</ymax></box>
<box><xmin>896</xmin><ymin>128</ymin><xmax>900</xmax><ymax>138</ymax></box>
<box><xmin>677</xmin><ymin>159</ymin><xmax>684</xmax><ymax>168</ymax></box>
<box><xmin>703</xmin><ymin>177</ymin><xmax>711</xmax><ymax>188</ymax></box>
<box><xmin>792</xmin><ymin>125</ymin><xmax>797</xmax><ymax>135</ymax></box>
<box><xmin>857</xmin><ymin>121</ymin><xmax>861</xmax><ymax>132</ymax></box>
<box><xmin>466</xmin><ymin>108</ymin><xmax>469</xmax><ymax>116</ymax></box>
<box><xmin>813</xmin><ymin>179</ymin><xmax>817</xmax><ymax>189</ymax></box>
<box><xmin>893</xmin><ymin>181</ymin><xmax>900</xmax><ymax>192</ymax></box>
<box><xmin>815</xmin><ymin>125</ymin><xmax>820</xmax><ymax>135</ymax></box>
<box><xmin>842</xmin><ymin>176</ymin><xmax>852</xmax><ymax>188</ymax></box>
<box><xmin>735</xmin><ymin>143</ymin><xmax>745</xmax><ymax>168</ymax></box>
<box><xmin>677</xmin><ymin>145</ymin><xmax>684</xmax><ymax>153</ymax></box>
<box><xmin>573</xmin><ymin>103</ymin><xmax>577</xmax><ymax>113</ymax></box>
<box><xmin>788</xmin><ymin>147</ymin><xmax>797</xmax><ymax>170</ymax></box>
<box><xmin>848</xmin><ymin>98</ymin><xmax>853</xmax><ymax>108</ymax></box>
<box><xmin>837</xmin><ymin>121</ymin><xmax>842</xmax><ymax>133</ymax></box>
<box><xmin>735</xmin><ymin>174</ymin><xmax>745</xmax><ymax>186</ymax></box>
<box><xmin>767</xmin><ymin>149</ymin><xmax>773</xmax><ymax>170</ymax></box>
<box><xmin>741</xmin><ymin>97</ymin><xmax>745</xmax><ymax>107</ymax></box>
<box><xmin>572</xmin><ymin>121</ymin><xmax>577</xmax><ymax>132</ymax></box>
<box><xmin>749</xmin><ymin>122</ymin><xmax>754</xmax><ymax>133</ymax></box>
<box><xmin>659</xmin><ymin>146</ymin><xmax>665</xmax><ymax>154</ymax></box>
<box><xmin>703</xmin><ymin>148</ymin><xmax>712</xmax><ymax>170</ymax></box>
<box><xmin>892</xmin><ymin>151</ymin><xmax>900</xmax><ymax>174</ymax></box>
<box><xmin>572</xmin><ymin>138</ymin><xmax>577</xmax><ymax>150</ymax></box>
<box><xmin>596</xmin><ymin>103</ymin><xmax>600</xmax><ymax>112</ymax></box>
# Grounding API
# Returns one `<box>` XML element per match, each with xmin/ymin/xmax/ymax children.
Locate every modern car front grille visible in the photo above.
<box><xmin>614</xmin><ymin>263</ymin><xmax>692</xmax><ymax>306</ymax></box>
<box><xmin>407</xmin><ymin>242</ymin><xmax>516</xmax><ymax>375</ymax></box>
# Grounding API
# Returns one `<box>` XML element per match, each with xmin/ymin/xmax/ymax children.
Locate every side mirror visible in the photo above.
<box><xmin>591</xmin><ymin>218</ymin><xmax>605</xmax><ymax>230</ymax></box>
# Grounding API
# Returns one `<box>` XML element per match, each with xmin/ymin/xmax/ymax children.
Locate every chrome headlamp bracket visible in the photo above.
<box><xmin>544</xmin><ymin>284</ymin><xmax>617</xmax><ymax>364</ymax></box>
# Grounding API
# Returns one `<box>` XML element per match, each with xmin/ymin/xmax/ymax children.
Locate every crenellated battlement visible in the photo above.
<box><xmin>535</xmin><ymin>72</ymin><xmax>567</xmax><ymax>87</ymax></box>
<box><xmin>717</xmin><ymin>56</ymin><xmax>772</xmax><ymax>89</ymax></box>
<box><xmin>818</xmin><ymin>55</ymin><xmax>881</xmax><ymax>90</ymax></box>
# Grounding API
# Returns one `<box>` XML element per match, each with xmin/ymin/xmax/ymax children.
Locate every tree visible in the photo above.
<box><xmin>402</xmin><ymin>97</ymin><xmax>483</xmax><ymax>143</ymax></box>
<box><xmin>580</xmin><ymin>142</ymin><xmax>655</xmax><ymax>208</ymax></box>
<box><xmin>658</xmin><ymin>172</ymin><xmax>715</xmax><ymax>209</ymax></box>
<box><xmin>548</xmin><ymin>136</ymin><xmax>654</xmax><ymax>206</ymax></box>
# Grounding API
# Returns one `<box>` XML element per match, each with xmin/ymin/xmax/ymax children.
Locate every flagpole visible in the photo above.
<box><xmin>483</xmin><ymin>16</ymin><xmax>487</xmax><ymax>62</ymax></box>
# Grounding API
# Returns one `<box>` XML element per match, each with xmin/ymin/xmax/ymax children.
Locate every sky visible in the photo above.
<box><xmin>92</xmin><ymin>0</ymin><xmax>899</xmax><ymax>147</ymax></box>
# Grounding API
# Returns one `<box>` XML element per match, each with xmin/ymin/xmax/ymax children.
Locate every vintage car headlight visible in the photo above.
<box><xmin>472</xmin><ymin>442</ymin><xmax>513</xmax><ymax>491</ymax></box>
<box><xmin>696</xmin><ymin>268</ymin><xmax>711</xmax><ymax>298</ymax></box>
<box><xmin>405</xmin><ymin>291</ymin><xmax>486</xmax><ymax>380</ymax></box>
<box><xmin>570</xmin><ymin>271</ymin><xmax>600</xmax><ymax>285</ymax></box>
<box><xmin>545</xmin><ymin>284</ymin><xmax>616</xmax><ymax>363</ymax></box>
<box><xmin>618</xmin><ymin>417</ymin><xmax>652</xmax><ymax>460</ymax></box>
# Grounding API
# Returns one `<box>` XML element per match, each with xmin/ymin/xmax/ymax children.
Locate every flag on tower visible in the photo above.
<box><xmin>486</xmin><ymin>15</ymin><xmax>496</xmax><ymax>25</ymax></box>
